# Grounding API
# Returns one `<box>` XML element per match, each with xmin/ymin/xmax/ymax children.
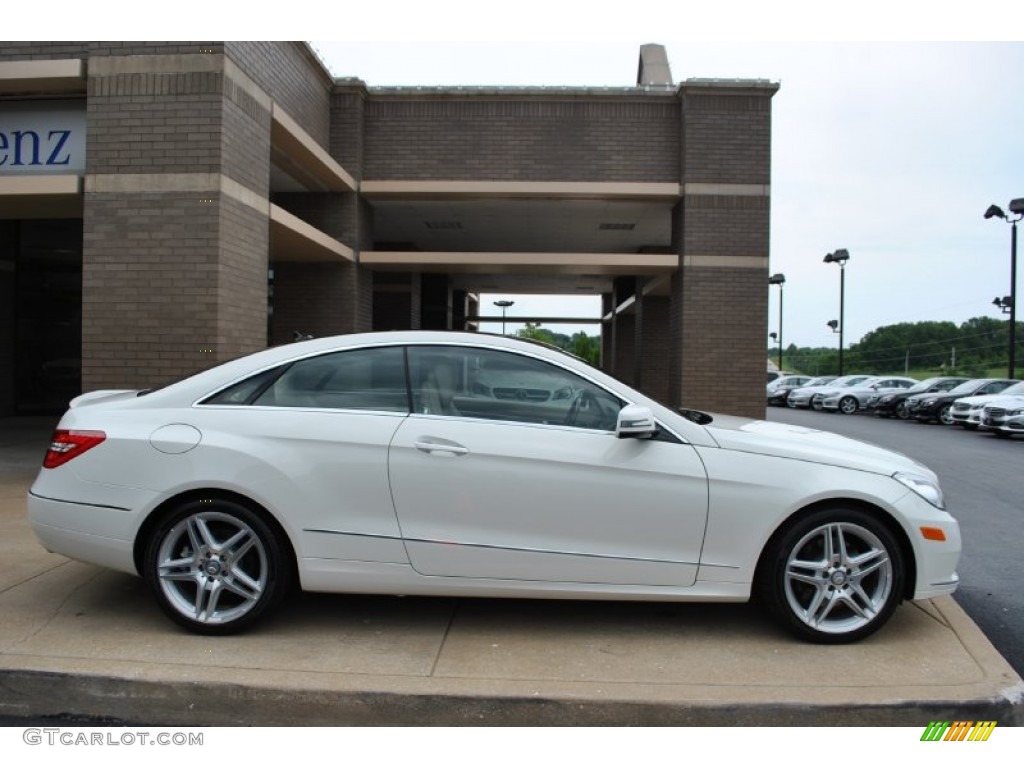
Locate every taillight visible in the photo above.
<box><xmin>43</xmin><ymin>430</ymin><xmax>106</xmax><ymax>469</ymax></box>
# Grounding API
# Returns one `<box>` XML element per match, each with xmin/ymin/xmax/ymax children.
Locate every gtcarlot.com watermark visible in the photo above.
<box><xmin>23</xmin><ymin>728</ymin><xmax>204</xmax><ymax>747</ymax></box>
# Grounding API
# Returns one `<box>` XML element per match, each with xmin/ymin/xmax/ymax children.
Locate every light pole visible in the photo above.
<box><xmin>823</xmin><ymin>249</ymin><xmax>850</xmax><ymax>375</ymax></box>
<box><xmin>768</xmin><ymin>273</ymin><xmax>785</xmax><ymax>372</ymax></box>
<box><xmin>493</xmin><ymin>299</ymin><xmax>515</xmax><ymax>336</ymax></box>
<box><xmin>984</xmin><ymin>200</ymin><xmax>1022</xmax><ymax>379</ymax></box>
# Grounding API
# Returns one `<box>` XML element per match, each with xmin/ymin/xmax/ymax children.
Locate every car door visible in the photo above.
<box><xmin>387</xmin><ymin>345</ymin><xmax>709</xmax><ymax>587</ymax></box>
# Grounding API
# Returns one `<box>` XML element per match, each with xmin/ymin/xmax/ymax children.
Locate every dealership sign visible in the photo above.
<box><xmin>0</xmin><ymin>100</ymin><xmax>86</xmax><ymax>174</ymax></box>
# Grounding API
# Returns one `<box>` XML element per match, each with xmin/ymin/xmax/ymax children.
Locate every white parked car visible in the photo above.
<box><xmin>28</xmin><ymin>332</ymin><xmax>960</xmax><ymax>643</ymax></box>
<box><xmin>819</xmin><ymin>377</ymin><xmax>919</xmax><ymax>415</ymax></box>
<box><xmin>950</xmin><ymin>382</ymin><xmax>1024</xmax><ymax>429</ymax></box>
<box><xmin>787</xmin><ymin>375</ymin><xmax>876</xmax><ymax>410</ymax></box>
<box><xmin>980</xmin><ymin>398</ymin><xmax>1024</xmax><ymax>437</ymax></box>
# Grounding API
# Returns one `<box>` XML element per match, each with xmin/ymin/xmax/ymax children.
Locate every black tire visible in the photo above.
<box><xmin>895</xmin><ymin>401</ymin><xmax>911</xmax><ymax>420</ymax></box>
<box><xmin>757</xmin><ymin>507</ymin><xmax>904</xmax><ymax>644</ymax></box>
<box><xmin>838</xmin><ymin>396</ymin><xmax>858</xmax><ymax>415</ymax></box>
<box><xmin>143</xmin><ymin>497</ymin><xmax>290</xmax><ymax>635</ymax></box>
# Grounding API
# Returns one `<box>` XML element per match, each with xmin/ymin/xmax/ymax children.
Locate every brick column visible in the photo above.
<box><xmin>668</xmin><ymin>81</ymin><xmax>777</xmax><ymax>418</ymax></box>
<box><xmin>81</xmin><ymin>52</ymin><xmax>271</xmax><ymax>390</ymax></box>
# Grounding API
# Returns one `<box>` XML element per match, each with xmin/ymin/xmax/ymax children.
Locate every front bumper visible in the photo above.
<box><xmin>897</xmin><ymin>490</ymin><xmax>961</xmax><ymax>600</ymax></box>
<box><xmin>982</xmin><ymin>410</ymin><xmax>1024</xmax><ymax>435</ymax></box>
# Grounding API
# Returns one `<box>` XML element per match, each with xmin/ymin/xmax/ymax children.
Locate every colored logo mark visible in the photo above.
<box><xmin>920</xmin><ymin>721</ymin><xmax>996</xmax><ymax>742</ymax></box>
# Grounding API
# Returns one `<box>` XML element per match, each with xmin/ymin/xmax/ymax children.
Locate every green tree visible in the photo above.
<box><xmin>517</xmin><ymin>324</ymin><xmax>601</xmax><ymax>365</ymax></box>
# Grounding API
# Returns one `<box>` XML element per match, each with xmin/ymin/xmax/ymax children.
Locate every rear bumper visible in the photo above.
<box><xmin>28</xmin><ymin>492</ymin><xmax>138</xmax><ymax>575</ymax></box>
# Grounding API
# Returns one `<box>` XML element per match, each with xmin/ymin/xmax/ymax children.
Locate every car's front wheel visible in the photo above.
<box><xmin>838</xmin><ymin>396</ymin><xmax>859</xmax><ymax>415</ymax></box>
<box><xmin>758</xmin><ymin>508</ymin><xmax>904</xmax><ymax>643</ymax></box>
<box><xmin>143</xmin><ymin>498</ymin><xmax>290</xmax><ymax>635</ymax></box>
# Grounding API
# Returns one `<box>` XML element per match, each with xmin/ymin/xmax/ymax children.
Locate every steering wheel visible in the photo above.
<box><xmin>563</xmin><ymin>388</ymin><xmax>597</xmax><ymax>426</ymax></box>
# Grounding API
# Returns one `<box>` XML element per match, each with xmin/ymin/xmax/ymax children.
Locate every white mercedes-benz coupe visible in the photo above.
<box><xmin>27</xmin><ymin>331</ymin><xmax>960</xmax><ymax>643</ymax></box>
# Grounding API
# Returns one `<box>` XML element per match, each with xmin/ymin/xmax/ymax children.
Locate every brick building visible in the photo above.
<box><xmin>0</xmin><ymin>42</ymin><xmax>778</xmax><ymax>418</ymax></box>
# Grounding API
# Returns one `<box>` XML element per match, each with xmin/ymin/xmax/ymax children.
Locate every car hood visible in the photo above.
<box><xmin>983</xmin><ymin>396</ymin><xmax>1024</xmax><ymax>410</ymax></box>
<box><xmin>701</xmin><ymin>414</ymin><xmax>933</xmax><ymax>478</ymax></box>
<box><xmin>958</xmin><ymin>393</ymin><xmax>1024</xmax><ymax>407</ymax></box>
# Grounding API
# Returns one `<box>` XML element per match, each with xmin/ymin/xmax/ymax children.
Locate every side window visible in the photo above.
<box><xmin>407</xmin><ymin>346</ymin><xmax>623</xmax><ymax>430</ymax></box>
<box><xmin>252</xmin><ymin>347</ymin><xmax>408</xmax><ymax>411</ymax></box>
<box><xmin>203</xmin><ymin>365</ymin><xmax>286</xmax><ymax>405</ymax></box>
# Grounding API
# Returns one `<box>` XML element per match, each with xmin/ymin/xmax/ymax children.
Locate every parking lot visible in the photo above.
<box><xmin>767</xmin><ymin>406</ymin><xmax>1024</xmax><ymax>677</ymax></box>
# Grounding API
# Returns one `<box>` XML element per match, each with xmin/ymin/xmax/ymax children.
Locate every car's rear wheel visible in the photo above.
<box><xmin>758</xmin><ymin>507</ymin><xmax>904</xmax><ymax>643</ymax></box>
<box><xmin>838</xmin><ymin>396</ymin><xmax>858</xmax><ymax>415</ymax></box>
<box><xmin>143</xmin><ymin>498</ymin><xmax>290</xmax><ymax>635</ymax></box>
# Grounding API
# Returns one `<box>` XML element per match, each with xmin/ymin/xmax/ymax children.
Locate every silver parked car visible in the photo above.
<box><xmin>819</xmin><ymin>377</ymin><xmax>919</xmax><ymax>415</ymax></box>
<box><xmin>787</xmin><ymin>375</ymin><xmax>875</xmax><ymax>410</ymax></box>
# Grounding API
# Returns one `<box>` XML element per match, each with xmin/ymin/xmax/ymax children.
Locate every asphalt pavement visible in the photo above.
<box><xmin>1</xmin><ymin>414</ymin><xmax>1022</xmax><ymax>726</ymax></box>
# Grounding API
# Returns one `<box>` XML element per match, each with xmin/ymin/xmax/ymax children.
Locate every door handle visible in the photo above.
<box><xmin>414</xmin><ymin>440</ymin><xmax>469</xmax><ymax>457</ymax></box>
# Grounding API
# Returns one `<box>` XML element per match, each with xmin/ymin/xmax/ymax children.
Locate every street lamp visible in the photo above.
<box><xmin>984</xmin><ymin>199</ymin><xmax>1022</xmax><ymax>378</ymax></box>
<box><xmin>768</xmin><ymin>273</ymin><xmax>786</xmax><ymax>372</ymax></box>
<box><xmin>493</xmin><ymin>299</ymin><xmax>515</xmax><ymax>335</ymax></box>
<box><xmin>823</xmin><ymin>249</ymin><xmax>850</xmax><ymax>375</ymax></box>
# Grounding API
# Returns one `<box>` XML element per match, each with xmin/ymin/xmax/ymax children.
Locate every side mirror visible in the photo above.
<box><xmin>616</xmin><ymin>405</ymin><xmax>658</xmax><ymax>439</ymax></box>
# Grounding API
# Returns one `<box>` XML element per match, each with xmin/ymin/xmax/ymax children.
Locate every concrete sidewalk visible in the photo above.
<box><xmin>1</xmin><ymin>417</ymin><xmax>1022</xmax><ymax>726</ymax></box>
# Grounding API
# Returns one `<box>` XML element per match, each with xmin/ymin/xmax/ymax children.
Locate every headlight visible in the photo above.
<box><xmin>1009</xmin><ymin>408</ymin><xmax>1024</xmax><ymax>417</ymax></box>
<box><xmin>922</xmin><ymin>398</ymin><xmax>937</xmax><ymax>406</ymax></box>
<box><xmin>893</xmin><ymin>471</ymin><xmax>945</xmax><ymax>510</ymax></box>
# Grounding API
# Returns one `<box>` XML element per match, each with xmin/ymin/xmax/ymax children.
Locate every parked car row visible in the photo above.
<box><xmin>946</xmin><ymin>381</ymin><xmax>1024</xmax><ymax>434</ymax></box>
<box><xmin>772</xmin><ymin>372</ymin><xmax>1024</xmax><ymax>438</ymax></box>
<box><xmin>771</xmin><ymin>374</ymin><xmax>916</xmax><ymax>411</ymax></box>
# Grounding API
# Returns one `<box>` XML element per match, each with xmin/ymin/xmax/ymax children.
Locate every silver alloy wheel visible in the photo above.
<box><xmin>783</xmin><ymin>521</ymin><xmax>894</xmax><ymax>636</ymax></box>
<box><xmin>939</xmin><ymin>404</ymin><xmax>954</xmax><ymax>425</ymax></box>
<box><xmin>156</xmin><ymin>511</ymin><xmax>268</xmax><ymax>626</ymax></box>
<box><xmin>839</xmin><ymin>396</ymin><xmax>858</xmax><ymax>415</ymax></box>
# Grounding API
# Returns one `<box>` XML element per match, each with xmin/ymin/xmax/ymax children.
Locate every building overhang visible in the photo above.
<box><xmin>270</xmin><ymin>104</ymin><xmax>356</xmax><ymax>193</ymax></box>
<box><xmin>361</xmin><ymin>180</ymin><xmax>681</xmax><ymax>201</ymax></box>
<box><xmin>361</xmin><ymin>251</ymin><xmax>677</xmax><ymax>275</ymax></box>
<box><xmin>0</xmin><ymin>59</ymin><xmax>85</xmax><ymax>95</ymax></box>
<box><xmin>0</xmin><ymin>174</ymin><xmax>82</xmax><ymax>217</ymax></box>
<box><xmin>269</xmin><ymin>203</ymin><xmax>355</xmax><ymax>262</ymax></box>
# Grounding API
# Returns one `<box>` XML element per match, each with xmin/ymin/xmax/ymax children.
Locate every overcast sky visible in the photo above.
<box><xmin>311</xmin><ymin>33</ymin><xmax>1024</xmax><ymax>351</ymax></box>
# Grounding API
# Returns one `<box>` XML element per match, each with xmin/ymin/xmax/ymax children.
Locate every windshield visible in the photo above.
<box><xmin>947</xmin><ymin>379</ymin><xmax>986</xmax><ymax>396</ymax></box>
